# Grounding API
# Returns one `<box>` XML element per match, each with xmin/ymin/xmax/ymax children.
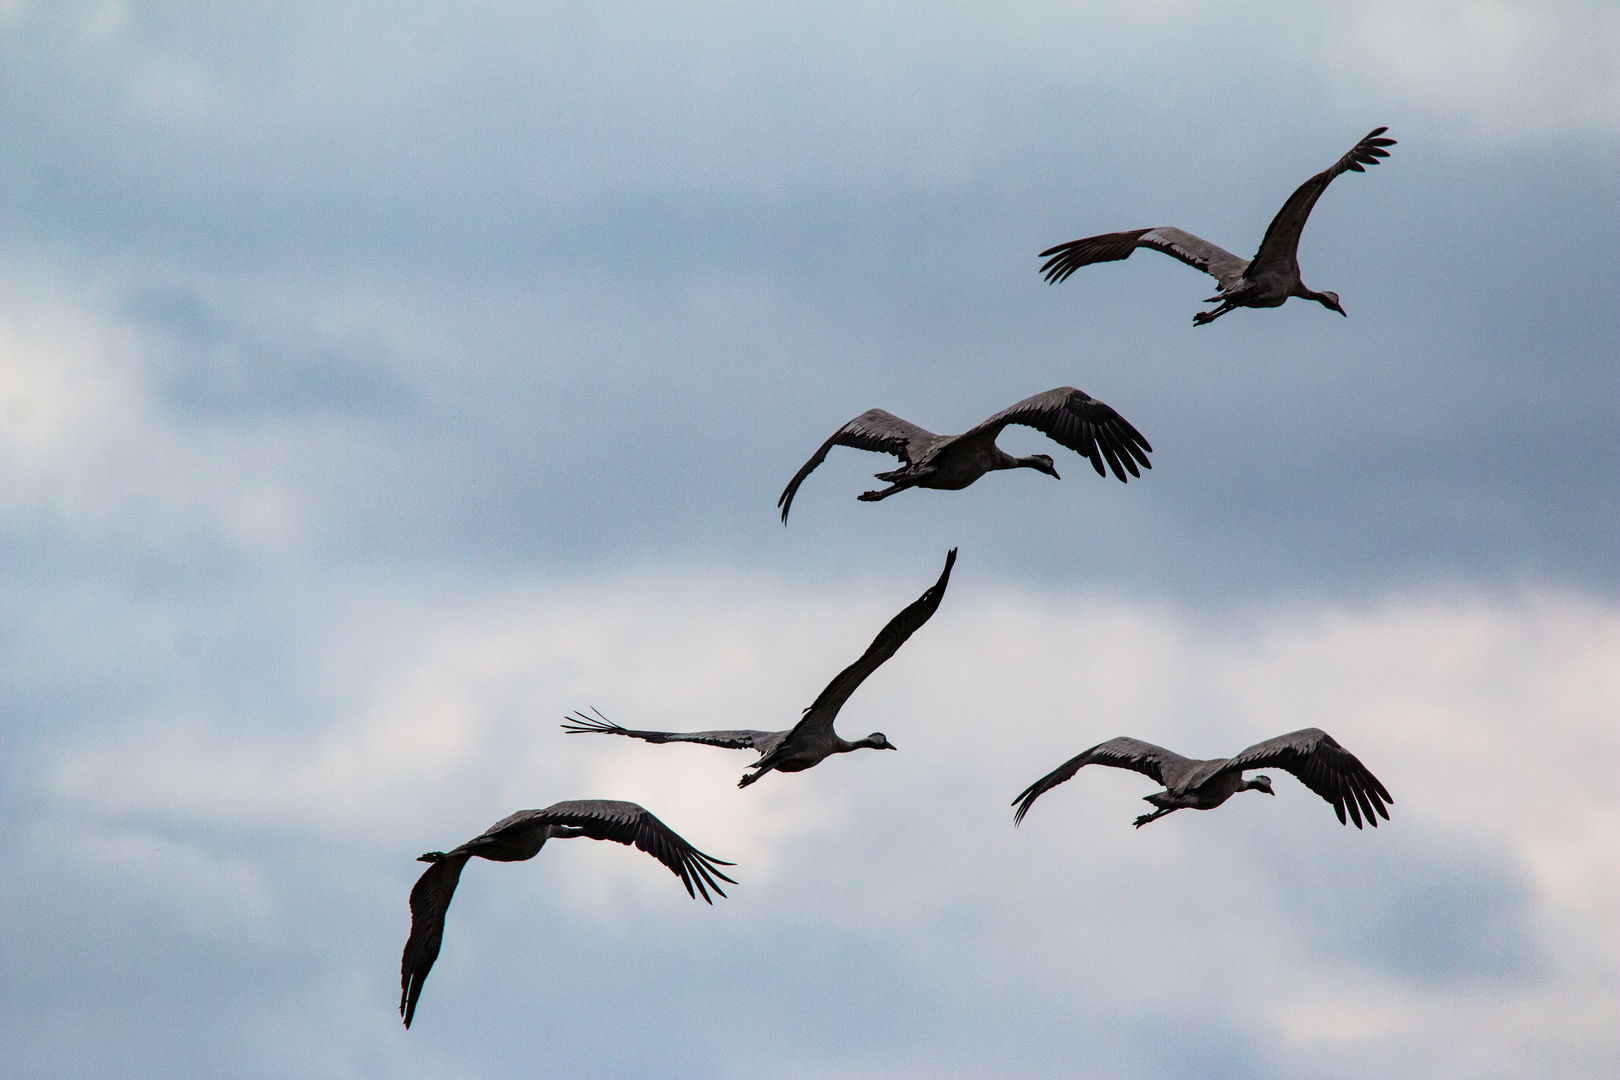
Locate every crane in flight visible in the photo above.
<box><xmin>1039</xmin><ymin>127</ymin><xmax>1396</xmax><ymax>325</ymax></box>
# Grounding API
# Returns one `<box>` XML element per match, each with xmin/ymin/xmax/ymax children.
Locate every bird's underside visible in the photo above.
<box><xmin>1038</xmin><ymin>127</ymin><xmax>1395</xmax><ymax>324</ymax></box>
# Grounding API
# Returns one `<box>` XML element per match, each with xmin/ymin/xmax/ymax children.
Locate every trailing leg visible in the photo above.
<box><xmin>1133</xmin><ymin>806</ymin><xmax>1180</xmax><ymax>828</ymax></box>
<box><xmin>858</xmin><ymin>483</ymin><xmax>909</xmax><ymax>502</ymax></box>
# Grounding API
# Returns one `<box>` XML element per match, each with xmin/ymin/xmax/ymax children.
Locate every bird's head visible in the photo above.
<box><xmin>1024</xmin><ymin>453</ymin><xmax>1059</xmax><ymax>479</ymax></box>
<box><xmin>1316</xmin><ymin>290</ymin><xmax>1346</xmax><ymax>317</ymax></box>
<box><xmin>1250</xmin><ymin>775</ymin><xmax>1275</xmax><ymax>795</ymax></box>
<box><xmin>863</xmin><ymin>732</ymin><xmax>897</xmax><ymax>751</ymax></box>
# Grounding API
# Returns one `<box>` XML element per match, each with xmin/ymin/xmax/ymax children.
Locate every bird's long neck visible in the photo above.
<box><xmin>1299</xmin><ymin>287</ymin><xmax>1342</xmax><ymax>314</ymax></box>
<box><xmin>992</xmin><ymin>450</ymin><xmax>1048</xmax><ymax>474</ymax></box>
<box><xmin>984</xmin><ymin>446</ymin><xmax>1021</xmax><ymax>472</ymax></box>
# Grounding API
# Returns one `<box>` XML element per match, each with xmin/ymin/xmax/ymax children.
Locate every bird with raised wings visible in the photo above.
<box><xmin>1012</xmin><ymin>728</ymin><xmax>1391</xmax><ymax>829</ymax></box>
<box><xmin>777</xmin><ymin>389</ymin><xmax>1150</xmax><ymax>523</ymax></box>
<box><xmin>1039</xmin><ymin>127</ymin><xmax>1396</xmax><ymax>325</ymax></box>
<box><xmin>565</xmin><ymin>549</ymin><xmax>957</xmax><ymax>787</ymax></box>
<box><xmin>400</xmin><ymin>799</ymin><xmax>734</xmax><ymax>1028</ymax></box>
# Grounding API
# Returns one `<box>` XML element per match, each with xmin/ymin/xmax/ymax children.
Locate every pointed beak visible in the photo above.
<box><xmin>1049</xmin><ymin>468</ymin><xmax>1060</xmax><ymax>480</ymax></box>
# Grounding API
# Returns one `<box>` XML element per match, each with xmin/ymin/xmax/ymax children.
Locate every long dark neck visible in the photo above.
<box><xmin>1300</xmin><ymin>287</ymin><xmax>1342</xmax><ymax>314</ymax></box>
<box><xmin>993</xmin><ymin>450</ymin><xmax>1047</xmax><ymax>473</ymax></box>
<box><xmin>986</xmin><ymin>447</ymin><xmax>1022</xmax><ymax>472</ymax></box>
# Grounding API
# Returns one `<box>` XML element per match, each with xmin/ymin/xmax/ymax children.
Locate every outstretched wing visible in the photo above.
<box><xmin>968</xmin><ymin>386</ymin><xmax>1152</xmax><ymax>482</ymax></box>
<box><xmin>1012</xmin><ymin>737</ymin><xmax>1191</xmax><ymax>824</ymax></box>
<box><xmin>778</xmin><ymin>409</ymin><xmax>940</xmax><ymax>523</ymax></box>
<box><xmin>400</xmin><ymin>854</ymin><xmax>469</xmax><ymax>1028</ymax></box>
<box><xmin>1248</xmin><ymin>127</ymin><xmax>1396</xmax><ymax>277</ymax></box>
<box><xmin>789</xmin><ymin>548</ymin><xmax>957</xmax><ymax>739</ymax></box>
<box><xmin>562</xmin><ymin>709</ymin><xmax>774</xmax><ymax>752</ymax></box>
<box><xmin>399</xmin><ymin>799</ymin><xmax>734</xmax><ymax>1028</ymax></box>
<box><xmin>534</xmin><ymin>800</ymin><xmax>738</xmax><ymax>902</ymax></box>
<box><xmin>1039</xmin><ymin>226</ymin><xmax>1249</xmax><ymax>291</ymax></box>
<box><xmin>1217</xmin><ymin>727</ymin><xmax>1393</xmax><ymax>828</ymax></box>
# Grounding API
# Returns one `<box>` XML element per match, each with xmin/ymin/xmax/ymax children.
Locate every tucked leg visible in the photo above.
<box><xmin>1192</xmin><ymin>302</ymin><xmax>1236</xmax><ymax>326</ymax></box>
<box><xmin>1133</xmin><ymin>806</ymin><xmax>1181</xmax><ymax>828</ymax></box>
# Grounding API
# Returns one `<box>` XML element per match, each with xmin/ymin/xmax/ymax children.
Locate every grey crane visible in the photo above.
<box><xmin>1039</xmin><ymin>127</ymin><xmax>1396</xmax><ymax>325</ymax></box>
<box><xmin>1012</xmin><ymin>727</ymin><xmax>1391</xmax><ymax>829</ymax></box>
<box><xmin>564</xmin><ymin>549</ymin><xmax>956</xmax><ymax>788</ymax></box>
<box><xmin>777</xmin><ymin>388</ymin><xmax>1150</xmax><ymax>523</ymax></box>
<box><xmin>400</xmin><ymin>799</ymin><xmax>734</xmax><ymax>1028</ymax></box>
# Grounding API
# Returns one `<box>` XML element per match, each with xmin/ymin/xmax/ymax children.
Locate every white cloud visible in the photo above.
<box><xmin>1305</xmin><ymin>1</ymin><xmax>1620</xmax><ymax>144</ymax></box>
<box><xmin>32</xmin><ymin>569</ymin><xmax>1619</xmax><ymax>1075</ymax></box>
<box><xmin>0</xmin><ymin>265</ymin><xmax>311</xmax><ymax>557</ymax></box>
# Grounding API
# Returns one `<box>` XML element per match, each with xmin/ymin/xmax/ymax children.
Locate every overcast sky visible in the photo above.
<box><xmin>1</xmin><ymin>3</ymin><xmax>1616</xmax><ymax>1078</ymax></box>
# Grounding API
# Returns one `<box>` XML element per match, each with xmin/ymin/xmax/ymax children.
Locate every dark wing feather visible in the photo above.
<box><xmin>562</xmin><ymin>709</ymin><xmax>774</xmax><ymax>751</ymax></box>
<box><xmin>1218</xmin><ymin>728</ymin><xmax>1393</xmax><ymax>828</ymax></box>
<box><xmin>1040</xmin><ymin>227</ymin><xmax>1248</xmax><ymax>290</ymax></box>
<box><xmin>789</xmin><ymin>548</ymin><xmax>957</xmax><ymax>739</ymax></box>
<box><xmin>968</xmin><ymin>387</ymin><xmax>1152</xmax><ymax>482</ymax></box>
<box><xmin>534</xmin><ymin>800</ymin><xmax>737</xmax><ymax>902</ymax></box>
<box><xmin>778</xmin><ymin>409</ymin><xmax>940</xmax><ymax>523</ymax></box>
<box><xmin>398</xmin><ymin>798</ymin><xmax>735</xmax><ymax>1028</ymax></box>
<box><xmin>1248</xmin><ymin>127</ymin><xmax>1396</xmax><ymax>277</ymax></box>
<box><xmin>1012</xmin><ymin>737</ymin><xmax>1190</xmax><ymax>824</ymax></box>
<box><xmin>400</xmin><ymin>854</ymin><xmax>469</xmax><ymax>1028</ymax></box>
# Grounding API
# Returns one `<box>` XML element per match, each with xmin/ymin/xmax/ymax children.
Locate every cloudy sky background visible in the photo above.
<box><xmin>1</xmin><ymin>2</ymin><xmax>1615</xmax><ymax>1077</ymax></box>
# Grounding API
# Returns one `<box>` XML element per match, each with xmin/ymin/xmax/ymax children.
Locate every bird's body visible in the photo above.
<box><xmin>1012</xmin><ymin>728</ymin><xmax>1391</xmax><ymax>829</ymax></box>
<box><xmin>1039</xmin><ymin>127</ymin><xmax>1396</xmax><ymax>325</ymax></box>
<box><xmin>777</xmin><ymin>388</ymin><xmax>1151</xmax><ymax>523</ymax></box>
<box><xmin>400</xmin><ymin>799</ymin><xmax>733</xmax><ymax>1028</ymax></box>
<box><xmin>565</xmin><ymin>549</ymin><xmax>957</xmax><ymax>787</ymax></box>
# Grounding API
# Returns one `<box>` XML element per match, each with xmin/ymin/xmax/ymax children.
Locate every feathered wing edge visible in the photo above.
<box><xmin>1039</xmin><ymin>226</ymin><xmax>1248</xmax><ymax>291</ymax></box>
<box><xmin>975</xmin><ymin>387</ymin><xmax>1153</xmax><ymax>482</ymax></box>
<box><xmin>778</xmin><ymin>409</ymin><xmax>937</xmax><ymax>523</ymax></box>
<box><xmin>400</xmin><ymin>854</ymin><xmax>468</xmax><ymax>1028</ymax></box>
<box><xmin>1011</xmin><ymin>737</ymin><xmax>1179</xmax><ymax>825</ymax></box>
<box><xmin>1039</xmin><ymin>227</ymin><xmax>1154</xmax><ymax>284</ymax></box>
<box><xmin>1219</xmin><ymin>727</ymin><xmax>1393</xmax><ymax>828</ymax></box>
<box><xmin>561</xmin><ymin>708</ymin><xmax>769</xmax><ymax>751</ymax></box>
<box><xmin>536</xmin><ymin>800</ymin><xmax>737</xmax><ymax>901</ymax></box>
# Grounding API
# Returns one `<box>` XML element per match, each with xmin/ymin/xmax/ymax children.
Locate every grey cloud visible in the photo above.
<box><xmin>1</xmin><ymin>5</ymin><xmax>1616</xmax><ymax>1079</ymax></box>
<box><xmin>124</xmin><ymin>288</ymin><xmax>415</xmax><ymax>420</ymax></box>
<box><xmin>1254</xmin><ymin>829</ymin><xmax>1542</xmax><ymax>985</ymax></box>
